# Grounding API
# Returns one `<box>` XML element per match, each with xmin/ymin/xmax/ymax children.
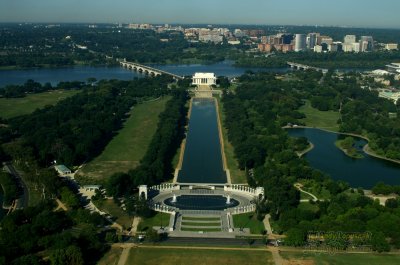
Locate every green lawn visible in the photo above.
<box><xmin>95</xmin><ymin>199</ymin><xmax>132</xmax><ymax>229</ymax></box>
<box><xmin>127</xmin><ymin>248</ymin><xmax>274</xmax><ymax>265</ymax></box>
<box><xmin>137</xmin><ymin>212</ymin><xmax>171</xmax><ymax>232</ymax></box>
<box><xmin>97</xmin><ymin>247</ymin><xmax>122</xmax><ymax>265</ymax></box>
<box><xmin>232</xmin><ymin>213</ymin><xmax>266</xmax><ymax>235</ymax></box>
<box><xmin>216</xmin><ymin>97</ymin><xmax>247</xmax><ymax>184</ymax></box>
<box><xmin>78</xmin><ymin>97</ymin><xmax>170</xmax><ymax>183</ymax></box>
<box><xmin>281</xmin><ymin>251</ymin><xmax>400</xmax><ymax>265</ymax></box>
<box><xmin>181</xmin><ymin>222</ymin><xmax>221</xmax><ymax>227</ymax></box>
<box><xmin>299</xmin><ymin>100</ymin><xmax>340</xmax><ymax>132</ymax></box>
<box><xmin>0</xmin><ymin>90</ymin><xmax>79</xmax><ymax>119</ymax></box>
<box><xmin>299</xmin><ymin>179</ymin><xmax>332</xmax><ymax>201</ymax></box>
<box><xmin>299</xmin><ymin>190</ymin><xmax>314</xmax><ymax>200</ymax></box>
<box><xmin>182</xmin><ymin>216</ymin><xmax>221</xmax><ymax>222</ymax></box>
<box><xmin>181</xmin><ymin>227</ymin><xmax>221</xmax><ymax>232</ymax></box>
<box><xmin>298</xmin><ymin>202</ymin><xmax>319</xmax><ymax>213</ymax></box>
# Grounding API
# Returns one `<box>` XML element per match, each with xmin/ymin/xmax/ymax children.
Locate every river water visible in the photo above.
<box><xmin>288</xmin><ymin>128</ymin><xmax>400</xmax><ymax>188</ymax></box>
<box><xmin>177</xmin><ymin>98</ymin><xmax>227</xmax><ymax>184</ymax></box>
<box><xmin>0</xmin><ymin>61</ymin><xmax>287</xmax><ymax>87</ymax></box>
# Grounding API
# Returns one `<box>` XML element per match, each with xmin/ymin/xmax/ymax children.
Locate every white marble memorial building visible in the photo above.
<box><xmin>192</xmin><ymin>72</ymin><xmax>217</xmax><ymax>86</ymax></box>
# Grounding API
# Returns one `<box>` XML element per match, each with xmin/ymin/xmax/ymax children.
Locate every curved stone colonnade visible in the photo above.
<box><xmin>140</xmin><ymin>183</ymin><xmax>264</xmax><ymax>215</ymax></box>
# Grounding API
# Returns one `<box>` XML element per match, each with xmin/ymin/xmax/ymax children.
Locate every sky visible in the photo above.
<box><xmin>1</xmin><ymin>0</ymin><xmax>400</xmax><ymax>29</ymax></box>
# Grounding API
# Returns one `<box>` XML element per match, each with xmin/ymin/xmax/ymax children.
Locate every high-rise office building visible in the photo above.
<box><xmin>307</xmin><ymin>33</ymin><xmax>319</xmax><ymax>49</ymax></box>
<box><xmin>344</xmin><ymin>35</ymin><xmax>356</xmax><ymax>44</ymax></box>
<box><xmin>359</xmin><ymin>36</ymin><xmax>374</xmax><ymax>51</ymax></box>
<box><xmin>295</xmin><ymin>34</ymin><xmax>307</xmax><ymax>52</ymax></box>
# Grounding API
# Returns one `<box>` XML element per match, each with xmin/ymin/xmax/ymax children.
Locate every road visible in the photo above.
<box><xmin>3</xmin><ymin>163</ymin><xmax>29</xmax><ymax>209</ymax></box>
<box><xmin>160</xmin><ymin>237</ymin><xmax>265</xmax><ymax>247</ymax></box>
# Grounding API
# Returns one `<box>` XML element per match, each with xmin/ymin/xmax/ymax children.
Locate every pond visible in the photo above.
<box><xmin>164</xmin><ymin>195</ymin><xmax>239</xmax><ymax>210</ymax></box>
<box><xmin>288</xmin><ymin>128</ymin><xmax>400</xmax><ymax>188</ymax></box>
<box><xmin>177</xmin><ymin>98</ymin><xmax>227</xmax><ymax>184</ymax></box>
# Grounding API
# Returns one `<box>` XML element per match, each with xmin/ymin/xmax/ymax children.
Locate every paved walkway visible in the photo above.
<box><xmin>263</xmin><ymin>214</ymin><xmax>273</xmax><ymax>235</ymax></box>
<box><xmin>268</xmin><ymin>247</ymin><xmax>284</xmax><ymax>265</ymax></box>
<box><xmin>294</xmin><ymin>183</ymin><xmax>318</xmax><ymax>202</ymax></box>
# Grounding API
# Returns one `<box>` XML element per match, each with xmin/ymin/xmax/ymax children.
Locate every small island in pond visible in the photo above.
<box><xmin>335</xmin><ymin>136</ymin><xmax>364</xmax><ymax>159</ymax></box>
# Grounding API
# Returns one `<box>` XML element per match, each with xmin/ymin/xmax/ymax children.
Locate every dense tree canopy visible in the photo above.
<box><xmin>221</xmin><ymin>71</ymin><xmax>400</xmax><ymax>251</ymax></box>
<box><xmin>6</xmin><ymin>76</ymin><xmax>172</xmax><ymax>166</ymax></box>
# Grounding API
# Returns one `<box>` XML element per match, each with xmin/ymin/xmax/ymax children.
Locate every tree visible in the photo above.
<box><xmin>285</xmin><ymin>228</ymin><xmax>306</xmax><ymax>247</ymax></box>
<box><xmin>60</xmin><ymin>187</ymin><xmax>80</xmax><ymax>209</ymax></box>
<box><xmin>146</xmin><ymin>229</ymin><xmax>161</xmax><ymax>243</ymax></box>
<box><xmin>50</xmin><ymin>246</ymin><xmax>84</xmax><ymax>265</ymax></box>
<box><xmin>371</xmin><ymin>232</ymin><xmax>390</xmax><ymax>253</ymax></box>
<box><xmin>105</xmin><ymin>231</ymin><xmax>118</xmax><ymax>243</ymax></box>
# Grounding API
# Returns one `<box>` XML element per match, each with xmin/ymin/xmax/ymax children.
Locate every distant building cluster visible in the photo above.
<box><xmin>122</xmin><ymin>22</ymin><xmax>398</xmax><ymax>54</ymax></box>
<box><xmin>257</xmin><ymin>32</ymin><xmax>393</xmax><ymax>54</ymax></box>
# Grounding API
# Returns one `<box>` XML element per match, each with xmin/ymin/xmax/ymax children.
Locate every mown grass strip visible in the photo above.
<box><xmin>181</xmin><ymin>222</ymin><xmax>221</xmax><ymax>227</ymax></box>
<box><xmin>182</xmin><ymin>216</ymin><xmax>220</xmax><ymax>221</ymax></box>
<box><xmin>181</xmin><ymin>227</ymin><xmax>221</xmax><ymax>232</ymax></box>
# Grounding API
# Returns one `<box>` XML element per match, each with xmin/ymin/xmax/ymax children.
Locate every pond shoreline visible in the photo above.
<box><xmin>285</xmin><ymin>126</ymin><xmax>400</xmax><ymax>165</ymax></box>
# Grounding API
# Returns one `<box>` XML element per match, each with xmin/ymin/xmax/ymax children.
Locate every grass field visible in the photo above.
<box><xmin>181</xmin><ymin>222</ymin><xmax>221</xmax><ymax>227</ymax></box>
<box><xmin>97</xmin><ymin>247</ymin><xmax>122</xmax><ymax>265</ymax></box>
<box><xmin>96</xmin><ymin>199</ymin><xmax>132</xmax><ymax>229</ymax></box>
<box><xmin>232</xmin><ymin>213</ymin><xmax>266</xmax><ymax>235</ymax></box>
<box><xmin>281</xmin><ymin>251</ymin><xmax>400</xmax><ymax>265</ymax></box>
<box><xmin>127</xmin><ymin>247</ymin><xmax>274</xmax><ymax>265</ymax></box>
<box><xmin>137</xmin><ymin>212</ymin><xmax>171</xmax><ymax>232</ymax></box>
<box><xmin>78</xmin><ymin>97</ymin><xmax>170</xmax><ymax>182</ymax></box>
<box><xmin>180</xmin><ymin>227</ymin><xmax>221</xmax><ymax>232</ymax></box>
<box><xmin>299</xmin><ymin>100</ymin><xmax>340</xmax><ymax>132</ymax></box>
<box><xmin>298</xmin><ymin>202</ymin><xmax>319</xmax><ymax>213</ymax></box>
<box><xmin>299</xmin><ymin>179</ymin><xmax>332</xmax><ymax>201</ymax></box>
<box><xmin>300</xmin><ymin>191</ymin><xmax>314</xmax><ymax>200</ymax></box>
<box><xmin>182</xmin><ymin>216</ymin><xmax>221</xmax><ymax>222</ymax></box>
<box><xmin>216</xmin><ymin>97</ymin><xmax>247</xmax><ymax>184</ymax></box>
<box><xmin>0</xmin><ymin>89</ymin><xmax>79</xmax><ymax>119</ymax></box>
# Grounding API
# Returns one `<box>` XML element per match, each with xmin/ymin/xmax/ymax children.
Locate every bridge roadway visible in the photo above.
<box><xmin>287</xmin><ymin>61</ymin><xmax>328</xmax><ymax>74</ymax></box>
<box><xmin>119</xmin><ymin>59</ymin><xmax>184</xmax><ymax>80</ymax></box>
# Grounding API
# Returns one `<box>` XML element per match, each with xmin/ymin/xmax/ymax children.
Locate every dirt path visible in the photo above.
<box><xmin>268</xmin><ymin>247</ymin><xmax>284</xmax><ymax>265</ymax></box>
<box><xmin>55</xmin><ymin>198</ymin><xmax>68</xmax><ymax>211</ymax></box>
<box><xmin>131</xmin><ymin>216</ymin><xmax>141</xmax><ymax>235</ymax></box>
<box><xmin>117</xmin><ymin>247</ymin><xmax>131</xmax><ymax>265</ymax></box>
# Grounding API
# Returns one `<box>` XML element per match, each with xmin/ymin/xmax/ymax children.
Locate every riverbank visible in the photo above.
<box><xmin>285</xmin><ymin>126</ymin><xmax>400</xmax><ymax>165</ymax></box>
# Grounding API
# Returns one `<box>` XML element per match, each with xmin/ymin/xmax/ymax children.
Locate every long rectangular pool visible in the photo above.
<box><xmin>177</xmin><ymin>98</ymin><xmax>227</xmax><ymax>184</ymax></box>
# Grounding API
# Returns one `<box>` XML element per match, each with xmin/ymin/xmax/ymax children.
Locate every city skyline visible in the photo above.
<box><xmin>1</xmin><ymin>0</ymin><xmax>400</xmax><ymax>29</ymax></box>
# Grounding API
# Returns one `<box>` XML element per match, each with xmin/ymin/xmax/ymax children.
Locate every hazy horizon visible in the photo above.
<box><xmin>1</xmin><ymin>0</ymin><xmax>400</xmax><ymax>29</ymax></box>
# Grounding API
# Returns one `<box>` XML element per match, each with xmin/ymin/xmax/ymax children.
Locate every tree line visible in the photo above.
<box><xmin>0</xmin><ymin>200</ymin><xmax>109</xmax><ymax>265</ymax></box>
<box><xmin>292</xmin><ymin>70</ymin><xmax>400</xmax><ymax>160</ymax></box>
<box><xmin>105</xmin><ymin>88</ymin><xmax>189</xmax><ymax>200</ymax></box>
<box><xmin>235</xmin><ymin>50</ymin><xmax>400</xmax><ymax>69</ymax></box>
<box><xmin>221</xmin><ymin>71</ymin><xmax>400</xmax><ymax>251</ymax></box>
<box><xmin>0</xmin><ymin>79</ymin><xmax>85</xmax><ymax>98</ymax></box>
<box><xmin>4</xmin><ymin>76</ymin><xmax>172</xmax><ymax>167</ymax></box>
